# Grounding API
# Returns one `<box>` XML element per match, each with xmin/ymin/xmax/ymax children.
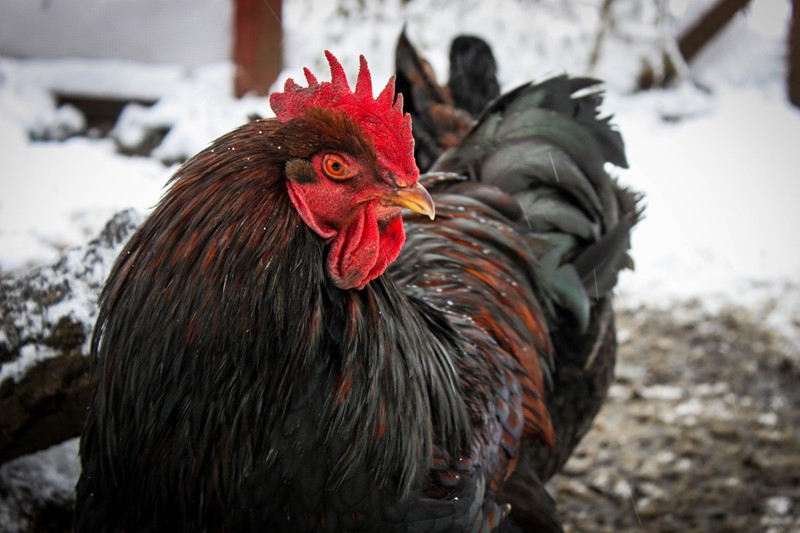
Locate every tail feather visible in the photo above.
<box><xmin>515</xmin><ymin>188</ymin><xmax>600</xmax><ymax>241</ymax></box>
<box><xmin>395</xmin><ymin>28</ymin><xmax>472</xmax><ymax>171</ymax></box>
<box><xmin>494</xmin><ymin>76</ymin><xmax>627</xmax><ymax>169</ymax></box>
<box><xmin>448</xmin><ymin>35</ymin><xmax>501</xmax><ymax>117</ymax></box>
<box><xmin>481</xmin><ymin>140</ymin><xmax>606</xmax><ymax>222</ymax></box>
<box><xmin>428</xmin><ymin>75</ymin><xmax>640</xmax><ymax>330</ymax></box>
<box><xmin>492</xmin><ymin>110</ymin><xmax>619</xmax><ymax>228</ymax></box>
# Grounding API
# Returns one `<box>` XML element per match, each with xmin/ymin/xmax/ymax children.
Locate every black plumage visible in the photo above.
<box><xmin>75</xmin><ymin>37</ymin><xmax>639</xmax><ymax>532</ymax></box>
<box><xmin>448</xmin><ymin>35</ymin><xmax>501</xmax><ymax>117</ymax></box>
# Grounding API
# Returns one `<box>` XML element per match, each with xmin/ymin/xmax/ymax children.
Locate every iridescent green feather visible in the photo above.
<box><xmin>429</xmin><ymin>75</ymin><xmax>640</xmax><ymax>331</ymax></box>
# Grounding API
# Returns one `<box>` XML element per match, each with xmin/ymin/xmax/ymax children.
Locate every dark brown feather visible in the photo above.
<box><xmin>76</xmin><ymin>35</ymin><xmax>638</xmax><ymax>532</ymax></box>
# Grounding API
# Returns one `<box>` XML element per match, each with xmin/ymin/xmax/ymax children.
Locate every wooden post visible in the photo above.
<box><xmin>790</xmin><ymin>0</ymin><xmax>800</xmax><ymax>108</ymax></box>
<box><xmin>234</xmin><ymin>0</ymin><xmax>283</xmax><ymax>98</ymax></box>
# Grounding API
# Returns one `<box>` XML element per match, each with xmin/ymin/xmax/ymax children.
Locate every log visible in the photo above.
<box><xmin>0</xmin><ymin>210</ymin><xmax>141</xmax><ymax>465</ymax></box>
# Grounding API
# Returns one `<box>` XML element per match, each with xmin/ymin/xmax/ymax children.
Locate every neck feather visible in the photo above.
<box><xmin>100</xmin><ymin>119</ymin><xmax>469</xmax><ymax>498</ymax></box>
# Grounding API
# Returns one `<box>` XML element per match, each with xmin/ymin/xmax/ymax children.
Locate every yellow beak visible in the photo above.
<box><xmin>385</xmin><ymin>182</ymin><xmax>435</xmax><ymax>220</ymax></box>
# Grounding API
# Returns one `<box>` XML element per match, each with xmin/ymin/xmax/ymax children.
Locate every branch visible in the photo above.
<box><xmin>678</xmin><ymin>0</ymin><xmax>753</xmax><ymax>63</ymax></box>
<box><xmin>638</xmin><ymin>0</ymin><xmax>752</xmax><ymax>90</ymax></box>
<box><xmin>587</xmin><ymin>0</ymin><xmax>617</xmax><ymax>74</ymax></box>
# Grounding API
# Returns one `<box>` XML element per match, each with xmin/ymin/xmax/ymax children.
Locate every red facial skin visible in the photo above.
<box><xmin>271</xmin><ymin>52</ymin><xmax>433</xmax><ymax>290</ymax></box>
<box><xmin>286</xmin><ymin>151</ymin><xmax>432</xmax><ymax>290</ymax></box>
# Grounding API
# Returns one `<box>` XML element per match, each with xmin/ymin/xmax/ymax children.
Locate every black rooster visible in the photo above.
<box><xmin>75</xmin><ymin>40</ymin><xmax>638</xmax><ymax>531</ymax></box>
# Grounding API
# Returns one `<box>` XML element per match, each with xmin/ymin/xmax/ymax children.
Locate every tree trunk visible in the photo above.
<box><xmin>0</xmin><ymin>210</ymin><xmax>140</xmax><ymax>465</ymax></box>
<box><xmin>790</xmin><ymin>0</ymin><xmax>800</xmax><ymax>108</ymax></box>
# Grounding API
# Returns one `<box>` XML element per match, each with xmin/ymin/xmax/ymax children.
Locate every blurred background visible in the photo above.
<box><xmin>0</xmin><ymin>0</ymin><xmax>798</xmax><ymax>531</ymax></box>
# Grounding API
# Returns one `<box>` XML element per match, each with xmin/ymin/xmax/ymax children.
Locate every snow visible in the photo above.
<box><xmin>0</xmin><ymin>344</ymin><xmax>57</xmax><ymax>384</ymax></box>
<box><xmin>112</xmin><ymin>63</ymin><xmax>266</xmax><ymax>163</ymax></box>
<box><xmin>0</xmin><ymin>440</ymin><xmax>80</xmax><ymax>533</ymax></box>
<box><xmin>766</xmin><ymin>495</ymin><xmax>793</xmax><ymax>516</ymax></box>
<box><xmin>0</xmin><ymin>0</ymin><xmax>798</xmax><ymax>526</ymax></box>
<box><xmin>609</xmin><ymin>0</ymin><xmax>800</xmax><ymax>346</ymax></box>
<box><xmin>0</xmin><ymin>0</ymin><xmax>230</xmax><ymax>66</ymax></box>
<box><xmin>0</xmin><ymin>135</ymin><xmax>166</xmax><ymax>270</ymax></box>
<box><xmin>1</xmin><ymin>206</ymin><xmax>142</xmax><ymax>385</ymax></box>
<box><xmin>614</xmin><ymin>83</ymin><xmax>800</xmax><ymax>294</ymax></box>
<box><xmin>0</xmin><ymin>56</ymin><xmax>191</xmax><ymax>102</ymax></box>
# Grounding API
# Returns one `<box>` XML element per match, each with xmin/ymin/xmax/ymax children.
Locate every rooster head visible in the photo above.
<box><xmin>269</xmin><ymin>52</ymin><xmax>433</xmax><ymax>290</ymax></box>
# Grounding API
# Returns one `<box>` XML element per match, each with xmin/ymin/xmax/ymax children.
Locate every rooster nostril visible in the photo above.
<box><xmin>386</xmin><ymin>172</ymin><xmax>415</xmax><ymax>189</ymax></box>
<box><xmin>382</xmin><ymin>171</ymin><xmax>399</xmax><ymax>187</ymax></box>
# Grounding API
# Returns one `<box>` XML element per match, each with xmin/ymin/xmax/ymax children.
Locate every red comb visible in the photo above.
<box><xmin>270</xmin><ymin>51</ymin><xmax>418</xmax><ymax>183</ymax></box>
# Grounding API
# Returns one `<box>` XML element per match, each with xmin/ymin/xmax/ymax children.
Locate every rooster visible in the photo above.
<box><xmin>75</xmin><ymin>44</ymin><xmax>637</xmax><ymax>532</ymax></box>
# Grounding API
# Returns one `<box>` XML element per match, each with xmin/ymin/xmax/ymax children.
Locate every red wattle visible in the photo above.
<box><xmin>327</xmin><ymin>205</ymin><xmax>405</xmax><ymax>290</ymax></box>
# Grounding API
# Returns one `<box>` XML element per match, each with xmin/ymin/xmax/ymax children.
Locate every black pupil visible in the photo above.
<box><xmin>331</xmin><ymin>161</ymin><xmax>342</xmax><ymax>172</ymax></box>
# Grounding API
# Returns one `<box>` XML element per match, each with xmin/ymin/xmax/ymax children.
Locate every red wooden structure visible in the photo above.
<box><xmin>234</xmin><ymin>0</ymin><xmax>283</xmax><ymax>97</ymax></box>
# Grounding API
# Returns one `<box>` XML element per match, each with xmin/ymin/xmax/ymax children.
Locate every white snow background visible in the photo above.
<box><xmin>0</xmin><ymin>0</ymin><xmax>798</xmax><ymax>529</ymax></box>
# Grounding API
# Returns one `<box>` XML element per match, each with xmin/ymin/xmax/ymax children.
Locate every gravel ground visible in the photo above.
<box><xmin>555</xmin><ymin>302</ymin><xmax>800</xmax><ymax>532</ymax></box>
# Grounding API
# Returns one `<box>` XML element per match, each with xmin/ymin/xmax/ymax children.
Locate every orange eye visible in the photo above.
<box><xmin>322</xmin><ymin>155</ymin><xmax>351</xmax><ymax>180</ymax></box>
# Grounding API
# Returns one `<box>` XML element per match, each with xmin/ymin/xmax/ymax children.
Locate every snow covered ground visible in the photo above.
<box><xmin>0</xmin><ymin>0</ymin><xmax>798</xmax><ymax>530</ymax></box>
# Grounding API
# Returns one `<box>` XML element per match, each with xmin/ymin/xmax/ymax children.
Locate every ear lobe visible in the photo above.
<box><xmin>285</xmin><ymin>159</ymin><xmax>316</xmax><ymax>184</ymax></box>
<box><xmin>286</xmin><ymin>180</ymin><xmax>337</xmax><ymax>240</ymax></box>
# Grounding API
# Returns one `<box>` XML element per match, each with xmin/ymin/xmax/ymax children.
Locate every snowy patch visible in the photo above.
<box><xmin>757</xmin><ymin>412</ymin><xmax>779</xmax><ymax>427</ymax></box>
<box><xmin>0</xmin><ymin>210</ymin><xmax>142</xmax><ymax>381</ymax></box>
<box><xmin>112</xmin><ymin>63</ymin><xmax>267</xmax><ymax>163</ymax></box>
<box><xmin>640</xmin><ymin>385</ymin><xmax>683</xmax><ymax>401</ymax></box>
<box><xmin>0</xmin><ymin>439</ymin><xmax>80</xmax><ymax>533</ymax></box>
<box><xmin>0</xmin><ymin>344</ymin><xmax>57</xmax><ymax>383</ymax></box>
<box><xmin>765</xmin><ymin>495</ymin><xmax>792</xmax><ymax>516</ymax></box>
<box><xmin>0</xmin><ymin>134</ymin><xmax>165</xmax><ymax>271</ymax></box>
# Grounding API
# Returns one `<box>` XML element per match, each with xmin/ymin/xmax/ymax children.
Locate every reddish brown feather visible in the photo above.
<box><xmin>393</xmin><ymin>190</ymin><xmax>558</xmax><ymax>500</ymax></box>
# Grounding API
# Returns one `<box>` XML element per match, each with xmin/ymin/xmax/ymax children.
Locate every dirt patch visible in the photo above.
<box><xmin>555</xmin><ymin>303</ymin><xmax>800</xmax><ymax>532</ymax></box>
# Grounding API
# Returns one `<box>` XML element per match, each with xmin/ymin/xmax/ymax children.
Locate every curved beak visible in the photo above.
<box><xmin>384</xmin><ymin>182</ymin><xmax>435</xmax><ymax>220</ymax></box>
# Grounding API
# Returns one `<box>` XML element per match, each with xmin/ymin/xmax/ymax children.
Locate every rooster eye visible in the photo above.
<box><xmin>322</xmin><ymin>155</ymin><xmax>351</xmax><ymax>180</ymax></box>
